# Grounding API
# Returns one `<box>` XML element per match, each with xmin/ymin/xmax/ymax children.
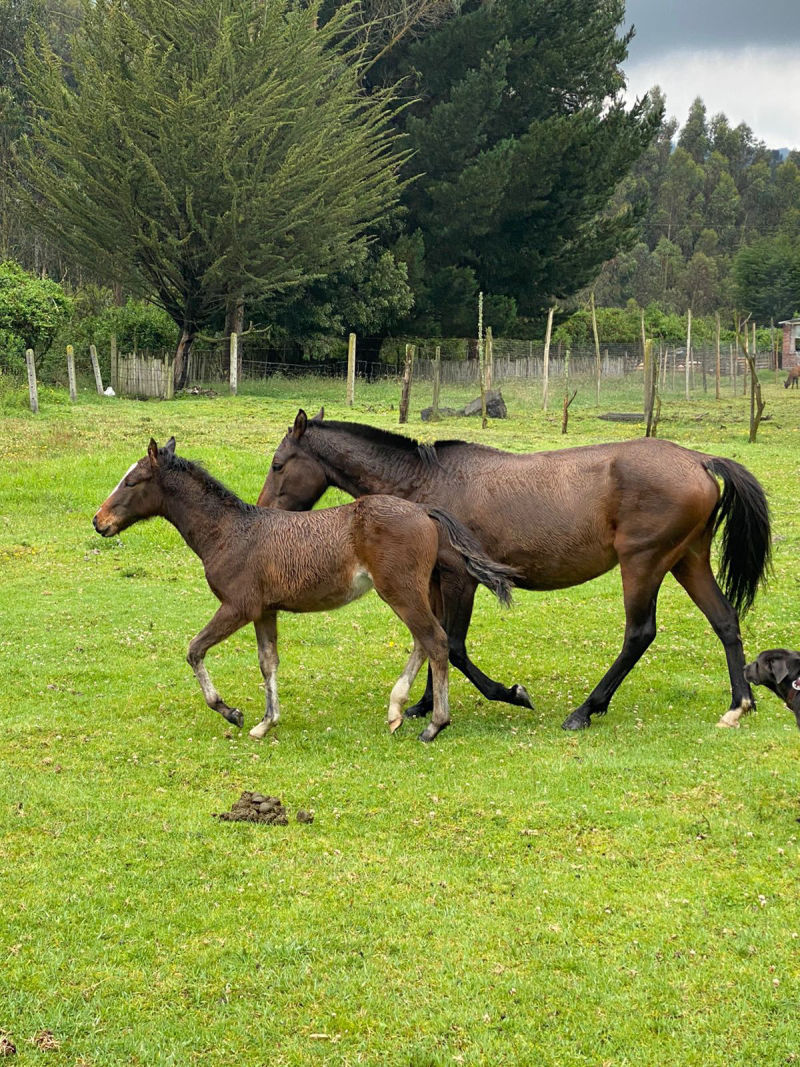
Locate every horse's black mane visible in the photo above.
<box><xmin>316</xmin><ymin>419</ymin><xmax>470</xmax><ymax>468</ymax></box>
<box><xmin>162</xmin><ymin>451</ymin><xmax>258</xmax><ymax>513</ymax></box>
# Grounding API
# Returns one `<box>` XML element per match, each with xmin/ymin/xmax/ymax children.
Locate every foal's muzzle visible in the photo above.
<box><xmin>93</xmin><ymin>512</ymin><xmax>114</xmax><ymax>537</ymax></box>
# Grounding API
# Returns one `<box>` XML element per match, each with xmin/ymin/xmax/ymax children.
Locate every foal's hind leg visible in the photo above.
<box><xmin>249</xmin><ymin>612</ymin><xmax>281</xmax><ymax>740</ymax></box>
<box><xmin>187</xmin><ymin>603</ymin><xmax>249</xmax><ymax>728</ymax></box>
<box><xmin>388</xmin><ymin>640</ymin><xmax>427</xmax><ymax>732</ymax></box>
<box><xmin>377</xmin><ymin>591</ymin><xmax>451</xmax><ymax>741</ymax></box>
<box><xmin>562</xmin><ymin>558</ymin><xmax>664</xmax><ymax>730</ymax></box>
<box><xmin>671</xmin><ymin>554</ymin><xmax>754</xmax><ymax>727</ymax></box>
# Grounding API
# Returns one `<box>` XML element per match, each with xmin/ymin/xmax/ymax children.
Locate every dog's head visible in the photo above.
<box><xmin>745</xmin><ymin>649</ymin><xmax>800</xmax><ymax>728</ymax></box>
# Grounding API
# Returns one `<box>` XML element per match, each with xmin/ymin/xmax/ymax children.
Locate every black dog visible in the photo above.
<box><xmin>745</xmin><ymin>649</ymin><xmax>800</xmax><ymax>727</ymax></box>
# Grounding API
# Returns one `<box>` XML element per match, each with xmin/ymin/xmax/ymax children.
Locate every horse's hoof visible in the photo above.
<box><xmin>404</xmin><ymin>702</ymin><xmax>430</xmax><ymax>719</ymax></box>
<box><xmin>562</xmin><ymin>710</ymin><xmax>590</xmax><ymax>731</ymax></box>
<box><xmin>512</xmin><ymin>684</ymin><xmax>534</xmax><ymax>709</ymax></box>
<box><xmin>228</xmin><ymin>708</ymin><xmax>244</xmax><ymax>728</ymax></box>
<box><xmin>249</xmin><ymin>719</ymin><xmax>274</xmax><ymax>740</ymax></box>
<box><xmin>418</xmin><ymin>722</ymin><xmax>449</xmax><ymax>743</ymax></box>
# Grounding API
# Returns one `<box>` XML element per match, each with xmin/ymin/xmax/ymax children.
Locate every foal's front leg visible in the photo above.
<box><xmin>187</xmin><ymin>603</ymin><xmax>249</xmax><ymax>728</ymax></box>
<box><xmin>249</xmin><ymin>612</ymin><xmax>280</xmax><ymax>740</ymax></box>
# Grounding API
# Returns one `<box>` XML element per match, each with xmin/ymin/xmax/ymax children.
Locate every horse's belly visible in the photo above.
<box><xmin>502</xmin><ymin>532</ymin><xmax>618</xmax><ymax>591</ymax></box>
<box><xmin>281</xmin><ymin>567</ymin><xmax>374</xmax><ymax>613</ymax></box>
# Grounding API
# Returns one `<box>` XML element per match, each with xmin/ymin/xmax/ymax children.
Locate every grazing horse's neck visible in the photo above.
<box><xmin>306</xmin><ymin>424</ymin><xmax>434</xmax><ymax>500</ymax></box>
<box><xmin>160</xmin><ymin>466</ymin><xmax>251</xmax><ymax>561</ymax></box>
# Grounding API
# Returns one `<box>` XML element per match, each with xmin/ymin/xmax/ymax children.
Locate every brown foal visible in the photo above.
<box><xmin>93</xmin><ymin>438</ymin><xmax>516</xmax><ymax>741</ymax></box>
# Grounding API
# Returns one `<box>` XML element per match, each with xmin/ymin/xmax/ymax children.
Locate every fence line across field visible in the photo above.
<box><xmin>10</xmin><ymin>334</ymin><xmax>780</xmax><ymax>409</ymax></box>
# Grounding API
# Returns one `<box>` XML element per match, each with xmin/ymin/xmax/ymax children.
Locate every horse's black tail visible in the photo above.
<box><xmin>704</xmin><ymin>456</ymin><xmax>772</xmax><ymax>617</ymax></box>
<box><xmin>427</xmin><ymin>507</ymin><xmax>519</xmax><ymax>607</ymax></box>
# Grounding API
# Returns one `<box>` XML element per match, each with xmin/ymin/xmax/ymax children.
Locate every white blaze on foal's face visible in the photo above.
<box><xmin>110</xmin><ymin>463</ymin><xmax>137</xmax><ymax>497</ymax></box>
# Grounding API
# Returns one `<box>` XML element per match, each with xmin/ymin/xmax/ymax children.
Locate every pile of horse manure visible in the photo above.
<box><xmin>214</xmin><ymin>792</ymin><xmax>289</xmax><ymax>824</ymax></box>
<box><xmin>213</xmin><ymin>792</ymin><xmax>315</xmax><ymax>825</ymax></box>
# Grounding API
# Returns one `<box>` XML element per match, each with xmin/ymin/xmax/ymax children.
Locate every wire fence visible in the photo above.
<box><xmin>4</xmin><ymin>334</ymin><xmax>784</xmax><ymax>406</ymax></box>
<box><xmin>187</xmin><ymin>338</ymin><xmax>777</xmax><ymax>390</ymax></box>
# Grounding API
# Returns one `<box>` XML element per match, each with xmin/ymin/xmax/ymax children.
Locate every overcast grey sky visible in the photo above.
<box><xmin>622</xmin><ymin>0</ymin><xmax>800</xmax><ymax>149</ymax></box>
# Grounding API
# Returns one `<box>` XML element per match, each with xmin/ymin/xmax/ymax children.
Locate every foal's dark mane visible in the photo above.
<box><xmin>316</xmin><ymin>419</ymin><xmax>495</xmax><ymax>468</ymax></box>
<box><xmin>161</xmin><ymin>451</ymin><xmax>258</xmax><ymax>514</ymax></box>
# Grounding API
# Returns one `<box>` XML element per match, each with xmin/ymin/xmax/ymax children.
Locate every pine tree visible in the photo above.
<box><xmin>370</xmin><ymin>0</ymin><xmax>662</xmax><ymax>330</ymax></box>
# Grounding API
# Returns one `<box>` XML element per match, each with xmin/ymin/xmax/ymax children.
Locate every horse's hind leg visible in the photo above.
<box><xmin>671</xmin><ymin>554</ymin><xmax>754</xmax><ymax>727</ymax></box>
<box><xmin>187</xmin><ymin>603</ymin><xmax>248</xmax><ymax>728</ymax></box>
<box><xmin>388</xmin><ymin>640</ymin><xmax>427</xmax><ymax>732</ymax></box>
<box><xmin>405</xmin><ymin>567</ymin><xmax>532</xmax><ymax>718</ymax></box>
<box><xmin>562</xmin><ymin>560</ymin><xmax>663</xmax><ymax>730</ymax></box>
<box><xmin>378</xmin><ymin>588</ymin><xmax>451</xmax><ymax>741</ymax></box>
<box><xmin>249</xmin><ymin>612</ymin><xmax>281</xmax><ymax>740</ymax></box>
<box><xmin>418</xmin><ymin>644</ymin><xmax>450</xmax><ymax>743</ymax></box>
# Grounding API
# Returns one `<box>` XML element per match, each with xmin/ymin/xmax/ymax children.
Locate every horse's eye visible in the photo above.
<box><xmin>272</xmin><ymin>462</ymin><xmax>283</xmax><ymax>473</ymax></box>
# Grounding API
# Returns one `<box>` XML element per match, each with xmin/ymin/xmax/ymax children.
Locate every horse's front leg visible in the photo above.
<box><xmin>249</xmin><ymin>612</ymin><xmax>280</xmax><ymax>740</ymax></box>
<box><xmin>562</xmin><ymin>561</ymin><xmax>661</xmax><ymax>730</ymax></box>
<box><xmin>187</xmin><ymin>603</ymin><xmax>249</xmax><ymax>728</ymax></box>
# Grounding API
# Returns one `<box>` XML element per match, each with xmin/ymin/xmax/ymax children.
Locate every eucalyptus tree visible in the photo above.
<box><xmin>15</xmin><ymin>0</ymin><xmax>406</xmax><ymax>386</ymax></box>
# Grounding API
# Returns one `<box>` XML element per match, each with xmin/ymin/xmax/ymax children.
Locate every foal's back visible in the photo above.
<box><xmin>233</xmin><ymin>496</ymin><xmax>439</xmax><ymax>616</ymax></box>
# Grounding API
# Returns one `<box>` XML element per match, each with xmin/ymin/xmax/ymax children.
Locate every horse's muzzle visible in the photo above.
<box><xmin>93</xmin><ymin>512</ymin><xmax>114</xmax><ymax>537</ymax></box>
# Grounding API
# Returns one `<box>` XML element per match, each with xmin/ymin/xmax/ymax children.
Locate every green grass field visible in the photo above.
<box><xmin>1</xmin><ymin>371</ymin><xmax>799</xmax><ymax>1065</ymax></box>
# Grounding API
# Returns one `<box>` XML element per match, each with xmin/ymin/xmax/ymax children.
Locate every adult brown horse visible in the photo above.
<box><xmin>258</xmin><ymin>410</ymin><xmax>772</xmax><ymax>731</ymax></box>
<box><xmin>93</xmin><ymin>438</ymin><xmax>517</xmax><ymax>741</ymax></box>
<box><xmin>784</xmin><ymin>366</ymin><xmax>800</xmax><ymax>388</ymax></box>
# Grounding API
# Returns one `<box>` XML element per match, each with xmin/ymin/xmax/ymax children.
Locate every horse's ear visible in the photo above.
<box><xmin>164</xmin><ymin>437</ymin><xmax>176</xmax><ymax>455</ymax></box>
<box><xmin>311</xmin><ymin>407</ymin><xmax>324</xmax><ymax>422</ymax></box>
<box><xmin>292</xmin><ymin>410</ymin><xmax>308</xmax><ymax>439</ymax></box>
<box><xmin>148</xmin><ymin>439</ymin><xmax>159</xmax><ymax>466</ymax></box>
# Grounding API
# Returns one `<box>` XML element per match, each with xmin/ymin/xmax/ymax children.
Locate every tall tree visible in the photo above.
<box><xmin>15</xmin><ymin>0</ymin><xmax>406</xmax><ymax>385</ymax></box>
<box><xmin>733</xmin><ymin>236</ymin><xmax>800</xmax><ymax>323</ymax></box>
<box><xmin>677</xmin><ymin>96</ymin><xmax>709</xmax><ymax>164</ymax></box>
<box><xmin>364</xmin><ymin>0</ymin><xmax>662</xmax><ymax>332</ymax></box>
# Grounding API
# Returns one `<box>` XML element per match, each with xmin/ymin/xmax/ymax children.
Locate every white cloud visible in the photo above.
<box><xmin>623</xmin><ymin>46</ymin><xmax>800</xmax><ymax>151</ymax></box>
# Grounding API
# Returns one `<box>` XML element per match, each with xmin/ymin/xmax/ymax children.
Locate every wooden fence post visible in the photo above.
<box><xmin>714</xmin><ymin>312</ymin><xmax>721</xmax><ymax>400</ymax></box>
<box><xmin>346</xmin><ymin>332</ymin><xmax>356</xmax><ymax>406</ymax></box>
<box><xmin>643</xmin><ymin>335</ymin><xmax>652</xmax><ymax>426</ymax></box>
<box><xmin>561</xmin><ymin>348</ymin><xmax>576</xmax><ymax>434</ymax></box>
<box><xmin>431</xmin><ymin>344</ymin><xmax>441</xmax><ymax>421</ymax></box>
<box><xmin>542</xmin><ymin>305</ymin><xmax>554</xmax><ymax>411</ymax></box>
<box><xmin>591</xmin><ymin>290</ymin><xmax>601</xmax><ymax>404</ymax></box>
<box><xmin>111</xmin><ymin>334</ymin><xmax>118</xmax><ymax>393</ymax></box>
<box><xmin>66</xmin><ymin>344</ymin><xmax>77</xmax><ymax>401</ymax></box>
<box><xmin>229</xmin><ymin>331</ymin><xmax>239</xmax><ymax>395</ymax></box>
<box><xmin>477</xmin><ymin>292</ymin><xmax>487</xmax><ymax>428</ymax></box>
<box><xmin>89</xmin><ymin>344</ymin><xmax>104</xmax><ymax>394</ymax></box>
<box><xmin>485</xmin><ymin>325</ymin><xmax>493</xmax><ymax>393</ymax></box>
<box><xmin>685</xmin><ymin>309</ymin><xmax>692</xmax><ymax>400</ymax></box>
<box><xmin>25</xmin><ymin>348</ymin><xmax>39</xmax><ymax>414</ymax></box>
<box><xmin>165</xmin><ymin>354</ymin><xmax>175</xmax><ymax>400</ymax></box>
<box><xmin>398</xmin><ymin>344</ymin><xmax>414</xmax><ymax>424</ymax></box>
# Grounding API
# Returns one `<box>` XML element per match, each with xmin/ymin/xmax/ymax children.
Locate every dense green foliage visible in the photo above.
<box><xmin>13</xmin><ymin>0</ymin><xmax>406</xmax><ymax>377</ymax></box>
<box><xmin>378</xmin><ymin>0</ymin><xmax>662</xmax><ymax>333</ymax></box>
<box><xmin>0</xmin><ymin>257</ymin><xmax>71</xmax><ymax>367</ymax></box>
<box><xmin>1</xmin><ymin>381</ymin><xmax>800</xmax><ymax>1064</ymax></box>
<box><xmin>4</xmin><ymin>1</ymin><xmax>800</xmax><ymax>350</ymax></box>
<box><xmin>596</xmin><ymin>92</ymin><xmax>800</xmax><ymax>321</ymax></box>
